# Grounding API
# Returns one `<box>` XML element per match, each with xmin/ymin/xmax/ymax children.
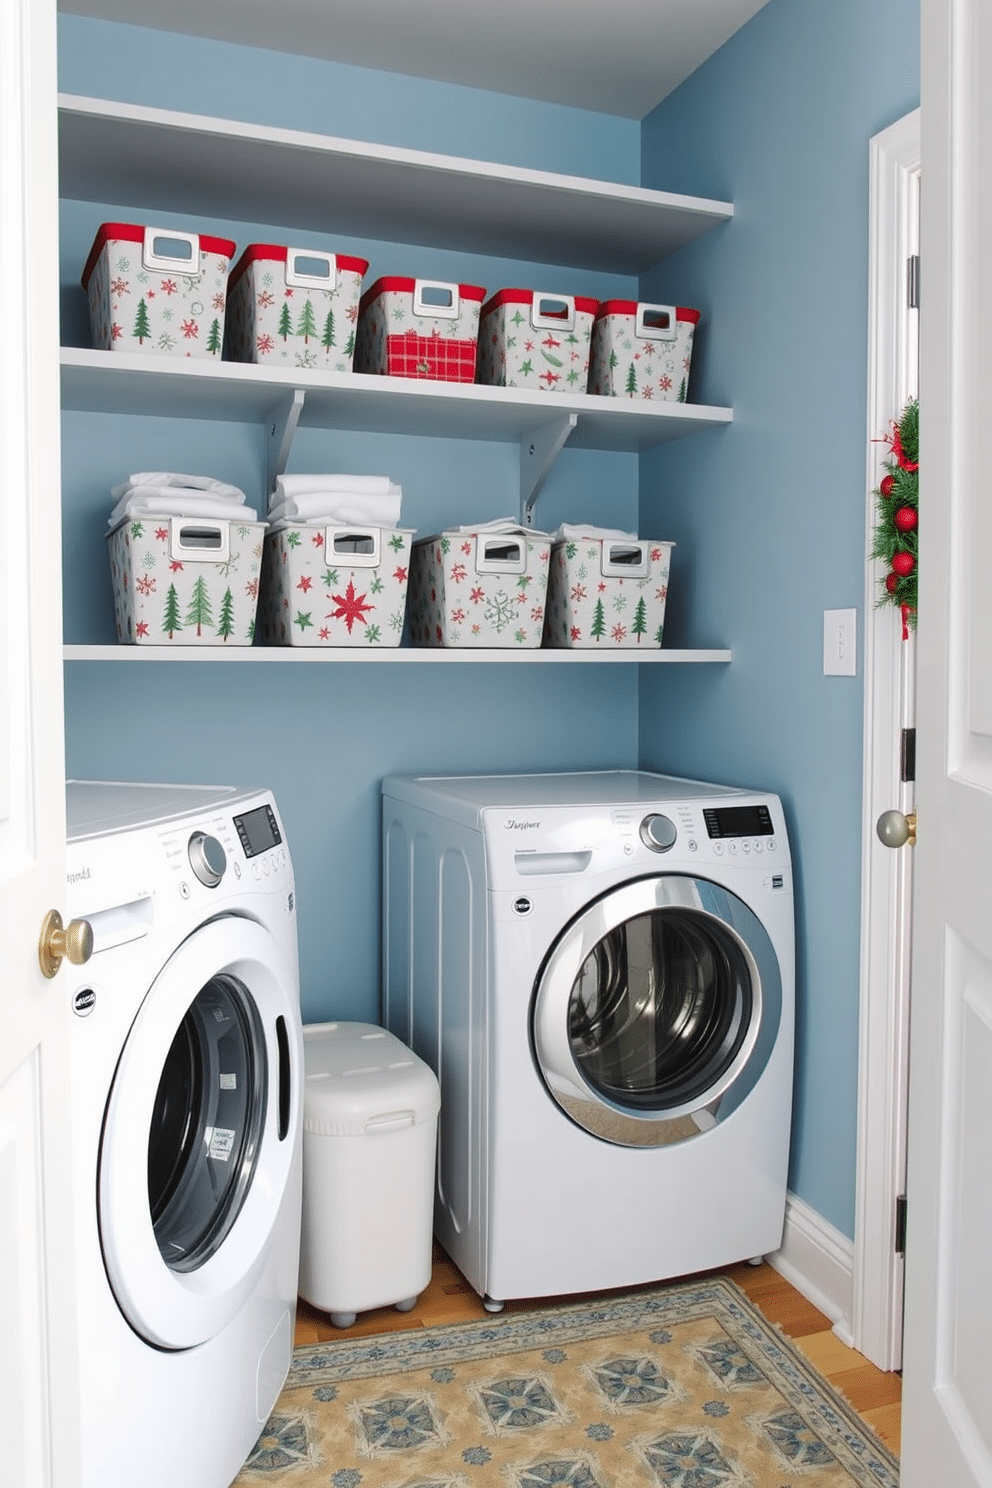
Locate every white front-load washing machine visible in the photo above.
<box><xmin>382</xmin><ymin>770</ymin><xmax>795</xmax><ymax>1310</ymax></box>
<box><xmin>63</xmin><ymin>781</ymin><xmax>303</xmax><ymax>1488</ymax></box>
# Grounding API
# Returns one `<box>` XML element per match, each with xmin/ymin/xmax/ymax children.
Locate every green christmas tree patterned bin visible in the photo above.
<box><xmin>82</xmin><ymin>222</ymin><xmax>236</xmax><ymax>359</ymax></box>
<box><xmin>543</xmin><ymin>535</ymin><xmax>674</xmax><ymax>649</ymax></box>
<box><xmin>107</xmin><ymin>517</ymin><xmax>265</xmax><ymax>645</ymax></box>
<box><xmin>224</xmin><ymin>244</ymin><xmax>369</xmax><ymax>370</ymax></box>
<box><xmin>587</xmin><ymin>301</ymin><xmax>700</xmax><ymax>402</ymax></box>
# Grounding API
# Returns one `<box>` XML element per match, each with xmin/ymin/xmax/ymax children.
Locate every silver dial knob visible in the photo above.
<box><xmin>188</xmin><ymin>831</ymin><xmax>227</xmax><ymax>887</ymax></box>
<box><xmin>640</xmin><ymin>813</ymin><xmax>677</xmax><ymax>852</ymax></box>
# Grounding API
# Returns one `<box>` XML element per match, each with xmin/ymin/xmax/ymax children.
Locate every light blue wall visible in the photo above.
<box><xmin>57</xmin><ymin>18</ymin><xmax>642</xmax><ymax>1023</ymax></box>
<box><xmin>636</xmin><ymin>0</ymin><xmax>919</xmax><ymax>1237</ymax></box>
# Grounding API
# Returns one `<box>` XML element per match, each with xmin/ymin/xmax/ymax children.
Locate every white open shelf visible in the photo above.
<box><xmin>63</xmin><ymin>646</ymin><xmax>732</xmax><ymax>664</ymax></box>
<box><xmin>58</xmin><ymin>95</ymin><xmax>733</xmax><ymax>275</ymax></box>
<box><xmin>60</xmin><ymin>348</ymin><xmax>732</xmax><ymax>450</ymax></box>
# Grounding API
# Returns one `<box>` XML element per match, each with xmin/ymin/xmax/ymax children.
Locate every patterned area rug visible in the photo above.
<box><xmin>234</xmin><ymin>1278</ymin><xmax>899</xmax><ymax>1487</ymax></box>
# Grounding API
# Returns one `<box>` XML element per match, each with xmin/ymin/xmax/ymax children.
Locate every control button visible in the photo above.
<box><xmin>768</xmin><ymin>839</ymin><xmax>778</xmax><ymax>852</ymax></box>
<box><xmin>713</xmin><ymin>842</ymin><xmax>725</xmax><ymax>856</ymax></box>
<box><xmin>188</xmin><ymin>832</ymin><xmax>226</xmax><ymax>888</ymax></box>
<box><xmin>688</xmin><ymin>840</ymin><xmax>698</xmax><ymax>853</ymax></box>
<box><xmin>754</xmin><ymin>841</ymin><xmax>764</xmax><ymax>854</ymax></box>
<box><xmin>262</xmin><ymin>857</ymin><xmax>270</xmax><ymax>876</ymax></box>
<box><xmin>639</xmin><ymin>814</ymin><xmax>677</xmax><ymax>853</ymax></box>
<box><xmin>623</xmin><ymin>843</ymin><xmax>634</xmax><ymax>856</ymax></box>
<box><xmin>179</xmin><ymin>881</ymin><xmax>191</xmax><ymax>900</ymax></box>
<box><xmin>741</xmin><ymin>841</ymin><xmax>752</xmax><ymax>854</ymax></box>
<box><xmin>727</xmin><ymin>843</ymin><xmax>739</xmax><ymax>856</ymax></box>
<box><xmin>252</xmin><ymin>862</ymin><xmax>262</xmax><ymax>880</ymax></box>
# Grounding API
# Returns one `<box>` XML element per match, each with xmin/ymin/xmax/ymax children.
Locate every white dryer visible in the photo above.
<box><xmin>382</xmin><ymin>770</ymin><xmax>795</xmax><ymax>1310</ymax></box>
<box><xmin>63</xmin><ymin>781</ymin><xmax>303</xmax><ymax>1488</ymax></box>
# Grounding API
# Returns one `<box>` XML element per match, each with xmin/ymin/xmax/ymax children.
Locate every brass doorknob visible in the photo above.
<box><xmin>38</xmin><ymin>909</ymin><xmax>94</xmax><ymax>980</ymax></box>
<box><xmin>876</xmin><ymin>809</ymin><xmax>917</xmax><ymax>849</ymax></box>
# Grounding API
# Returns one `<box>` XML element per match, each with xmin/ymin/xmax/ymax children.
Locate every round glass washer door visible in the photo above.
<box><xmin>99</xmin><ymin>917</ymin><xmax>299</xmax><ymax>1350</ymax></box>
<box><xmin>532</xmin><ymin>875</ymin><xmax>782</xmax><ymax>1148</ymax></box>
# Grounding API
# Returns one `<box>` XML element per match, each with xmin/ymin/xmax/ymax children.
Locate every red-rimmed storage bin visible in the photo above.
<box><xmin>354</xmin><ymin>277</ymin><xmax>486</xmax><ymax>382</ymax></box>
<box><xmin>476</xmin><ymin>289</ymin><xmax>599</xmax><ymax>393</ymax></box>
<box><xmin>588</xmin><ymin>301</ymin><xmax>701</xmax><ymax>402</ymax></box>
<box><xmin>224</xmin><ymin>244</ymin><xmax>369</xmax><ymax>370</ymax></box>
<box><xmin>82</xmin><ymin>222</ymin><xmax>236</xmax><ymax>358</ymax></box>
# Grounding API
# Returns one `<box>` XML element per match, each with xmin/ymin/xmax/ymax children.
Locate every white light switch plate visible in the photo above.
<box><xmin>823</xmin><ymin>608</ymin><xmax>857</xmax><ymax>676</ymax></box>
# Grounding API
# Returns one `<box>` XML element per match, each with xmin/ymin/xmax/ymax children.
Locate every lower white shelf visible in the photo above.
<box><xmin>63</xmin><ymin>646</ymin><xmax>731</xmax><ymax>665</ymax></box>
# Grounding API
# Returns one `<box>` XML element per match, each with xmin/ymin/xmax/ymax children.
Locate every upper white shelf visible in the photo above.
<box><xmin>57</xmin><ymin>94</ymin><xmax>733</xmax><ymax>275</ymax></box>
<box><xmin>60</xmin><ymin>348</ymin><xmax>732</xmax><ymax>453</ymax></box>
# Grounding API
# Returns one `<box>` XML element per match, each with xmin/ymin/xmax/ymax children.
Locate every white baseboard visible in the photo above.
<box><xmin>767</xmin><ymin>1191</ymin><xmax>855</xmax><ymax>1345</ymax></box>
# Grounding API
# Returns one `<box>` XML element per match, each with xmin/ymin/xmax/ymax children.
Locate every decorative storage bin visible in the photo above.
<box><xmin>588</xmin><ymin>301</ymin><xmax>700</xmax><ymax>402</ymax></box>
<box><xmin>408</xmin><ymin>527</ymin><xmax>550</xmax><ymax>648</ymax></box>
<box><xmin>224</xmin><ymin>244</ymin><xmax>369</xmax><ymax>370</ymax></box>
<box><xmin>544</xmin><ymin>535</ymin><xmax>674</xmax><ymax>649</ymax></box>
<box><xmin>298</xmin><ymin>1022</ymin><xmax>440</xmax><ymax>1329</ymax></box>
<box><xmin>82</xmin><ymin>222</ymin><xmax>236</xmax><ymax>359</ymax></box>
<box><xmin>257</xmin><ymin>525</ymin><xmax>413</xmax><ymax>647</ymax></box>
<box><xmin>354</xmin><ymin>277</ymin><xmax>486</xmax><ymax>382</ymax></box>
<box><xmin>107</xmin><ymin>515</ymin><xmax>265</xmax><ymax>645</ymax></box>
<box><xmin>476</xmin><ymin>289</ymin><xmax>599</xmax><ymax>393</ymax></box>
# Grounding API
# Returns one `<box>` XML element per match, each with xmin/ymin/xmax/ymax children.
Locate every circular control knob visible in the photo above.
<box><xmin>188</xmin><ymin>831</ymin><xmax>227</xmax><ymax>888</ymax></box>
<box><xmin>639</xmin><ymin>813</ymin><xmax>677</xmax><ymax>852</ymax></box>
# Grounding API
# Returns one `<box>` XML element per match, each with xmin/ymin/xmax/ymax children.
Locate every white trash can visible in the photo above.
<box><xmin>299</xmin><ymin>1021</ymin><xmax>440</xmax><ymax>1328</ymax></box>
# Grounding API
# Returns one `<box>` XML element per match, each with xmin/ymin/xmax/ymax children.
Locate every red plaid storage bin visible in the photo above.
<box><xmin>354</xmin><ymin>277</ymin><xmax>486</xmax><ymax>382</ymax></box>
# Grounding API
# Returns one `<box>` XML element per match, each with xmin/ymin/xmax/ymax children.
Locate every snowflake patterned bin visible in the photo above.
<box><xmin>257</xmin><ymin>525</ymin><xmax>413</xmax><ymax>647</ymax></box>
<box><xmin>107</xmin><ymin>516</ymin><xmax>265</xmax><ymax>645</ymax></box>
<box><xmin>354</xmin><ymin>277</ymin><xmax>486</xmax><ymax>382</ymax></box>
<box><xmin>588</xmin><ymin>301</ymin><xmax>700</xmax><ymax>402</ymax></box>
<box><xmin>224</xmin><ymin>244</ymin><xmax>369</xmax><ymax>370</ymax></box>
<box><xmin>476</xmin><ymin>289</ymin><xmax>599</xmax><ymax>393</ymax></box>
<box><xmin>408</xmin><ymin>528</ymin><xmax>550</xmax><ymax>648</ymax></box>
<box><xmin>544</xmin><ymin>536</ymin><xmax>674</xmax><ymax>649</ymax></box>
<box><xmin>82</xmin><ymin>222</ymin><xmax>236</xmax><ymax>359</ymax></box>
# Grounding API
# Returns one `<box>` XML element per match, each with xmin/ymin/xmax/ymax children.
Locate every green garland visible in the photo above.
<box><xmin>870</xmin><ymin>398</ymin><xmax>919</xmax><ymax>630</ymax></box>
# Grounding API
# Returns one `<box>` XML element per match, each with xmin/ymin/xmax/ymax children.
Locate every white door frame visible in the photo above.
<box><xmin>852</xmin><ymin>107</ymin><xmax>920</xmax><ymax>1372</ymax></box>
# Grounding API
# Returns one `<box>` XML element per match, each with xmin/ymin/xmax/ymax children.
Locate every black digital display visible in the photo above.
<box><xmin>233</xmin><ymin>804</ymin><xmax>282</xmax><ymax>858</ymax></box>
<box><xmin>703</xmin><ymin>804</ymin><xmax>774</xmax><ymax>839</ymax></box>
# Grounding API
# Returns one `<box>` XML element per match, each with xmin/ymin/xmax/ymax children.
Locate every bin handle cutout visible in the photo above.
<box><xmin>601</xmin><ymin>542</ymin><xmax>649</xmax><ymax>579</ymax></box>
<box><xmin>476</xmin><ymin>536</ymin><xmax>526</xmax><ymax>574</ymax></box>
<box><xmin>169</xmin><ymin>518</ymin><xmax>230</xmax><ymax>563</ymax></box>
<box><xmin>326</xmin><ymin>528</ymin><xmax>381</xmax><ymax>567</ymax></box>
<box><xmin>142</xmin><ymin>227</ymin><xmax>202</xmax><ymax>278</ymax></box>
<box><xmin>365</xmin><ymin>1110</ymin><xmax>415</xmax><ymax>1134</ymax></box>
<box><xmin>285</xmin><ymin>249</ymin><xmax>339</xmax><ymax>292</ymax></box>
<box><xmin>531</xmin><ymin>293</ymin><xmax>575</xmax><ymax>332</ymax></box>
<box><xmin>414</xmin><ymin>280</ymin><xmax>460</xmax><ymax>319</ymax></box>
<box><xmin>635</xmin><ymin>303</ymin><xmax>679</xmax><ymax>342</ymax></box>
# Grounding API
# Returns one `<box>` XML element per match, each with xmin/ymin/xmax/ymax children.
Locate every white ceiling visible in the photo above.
<box><xmin>57</xmin><ymin>0</ymin><xmax>771</xmax><ymax>120</ymax></box>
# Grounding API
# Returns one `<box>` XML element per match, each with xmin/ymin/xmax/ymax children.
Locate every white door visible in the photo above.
<box><xmin>0</xmin><ymin>0</ymin><xmax>82</xmax><ymax>1483</ymax></box>
<box><xmin>900</xmin><ymin>0</ymin><xmax>992</xmax><ymax>1481</ymax></box>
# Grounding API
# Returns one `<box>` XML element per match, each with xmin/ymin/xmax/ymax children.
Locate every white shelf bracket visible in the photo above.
<box><xmin>265</xmin><ymin>388</ymin><xmax>306</xmax><ymax>493</ymax></box>
<box><xmin>520</xmin><ymin>414</ymin><xmax>577</xmax><ymax>526</ymax></box>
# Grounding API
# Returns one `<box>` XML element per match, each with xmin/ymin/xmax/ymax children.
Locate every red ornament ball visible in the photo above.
<box><xmin>886</xmin><ymin>572</ymin><xmax>900</xmax><ymax>593</ymax></box>
<box><xmin>891</xmin><ymin>551</ymin><xmax>916</xmax><ymax>577</ymax></box>
<box><xmin>879</xmin><ymin>474</ymin><xmax>896</xmax><ymax>498</ymax></box>
<box><xmin>894</xmin><ymin>505</ymin><xmax>918</xmax><ymax>532</ymax></box>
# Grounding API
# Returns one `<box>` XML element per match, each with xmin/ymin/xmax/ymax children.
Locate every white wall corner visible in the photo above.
<box><xmin>767</xmin><ymin>1191</ymin><xmax>855</xmax><ymax>1343</ymax></box>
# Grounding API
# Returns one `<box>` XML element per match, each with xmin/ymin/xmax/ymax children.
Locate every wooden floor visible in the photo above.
<box><xmin>295</xmin><ymin>1247</ymin><xmax>902</xmax><ymax>1457</ymax></box>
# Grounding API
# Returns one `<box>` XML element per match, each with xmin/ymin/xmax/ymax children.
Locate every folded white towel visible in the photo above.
<box><xmin>275</xmin><ymin>473</ymin><xmax>398</xmax><ymax>500</ymax></box>
<box><xmin>267</xmin><ymin>490</ymin><xmax>402</xmax><ymax>528</ymax></box>
<box><xmin>553</xmin><ymin>523</ymin><xmax>638</xmax><ymax>542</ymax></box>
<box><xmin>109</xmin><ymin>493</ymin><xmax>259</xmax><ymax>528</ymax></box>
<box><xmin>453</xmin><ymin>518</ymin><xmax>551</xmax><ymax>538</ymax></box>
<box><xmin>112</xmin><ymin>473</ymin><xmax>247</xmax><ymax>502</ymax></box>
